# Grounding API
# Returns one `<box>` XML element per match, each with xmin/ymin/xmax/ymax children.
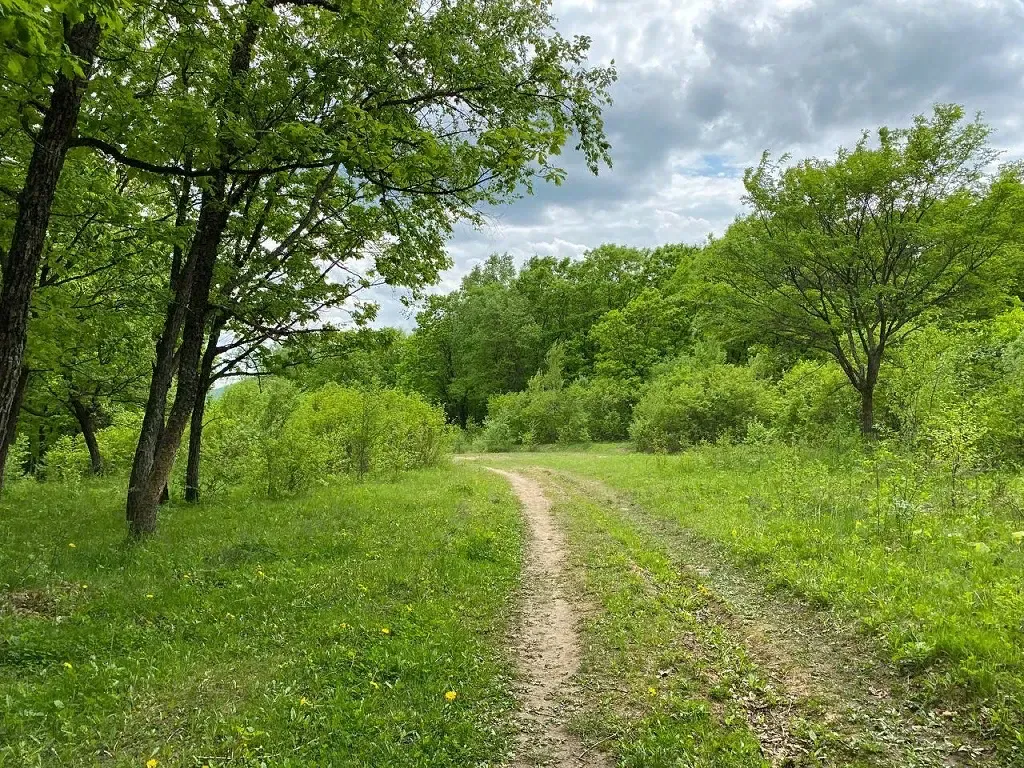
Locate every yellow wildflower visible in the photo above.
<box><xmin>445</xmin><ymin>690</ymin><xmax>457</xmax><ymax>702</ymax></box>
<box><xmin>147</xmin><ymin>759</ymin><xmax>159</xmax><ymax>768</ymax></box>
<box><xmin>299</xmin><ymin>697</ymin><xmax>311</xmax><ymax>707</ymax></box>
<box><xmin>63</xmin><ymin>662</ymin><xmax>73</xmax><ymax>670</ymax></box>
<box><xmin>647</xmin><ymin>687</ymin><xmax>657</xmax><ymax>696</ymax></box>
<box><xmin>68</xmin><ymin>543</ymin><xmax>76</xmax><ymax>549</ymax></box>
<box><xmin>145</xmin><ymin>594</ymin><xmax>154</xmax><ymax>599</ymax></box>
<box><xmin>380</xmin><ymin>627</ymin><xmax>391</xmax><ymax>635</ymax></box>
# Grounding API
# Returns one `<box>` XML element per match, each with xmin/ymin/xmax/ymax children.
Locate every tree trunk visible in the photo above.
<box><xmin>126</xmin><ymin>175</ymin><xmax>197</xmax><ymax>530</ymax></box>
<box><xmin>69</xmin><ymin>395</ymin><xmax>103</xmax><ymax>474</ymax></box>
<box><xmin>0</xmin><ymin>17</ymin><xmax>101</xmax><ymax>475</ymax></box>
<box><xmin>125</xmin><ymin>10</ymin><xmax>261</xmax><ymax>539</ymax></box>
<box><xmin>0</xmin><ymin>367</ymin><xmax>29</xmax><ymax>489</ymax></box>
<box><xmin>184</xmin><ymin>318</ymin><xmax>225</xmax><ymax>503</ymax></box>
<box><xmin>127</xmin><ymin>187</ymin><xmax>229</xmax><ymax>538</ymax></box>
<box><xmin>859</xmin><ymin>385</ymin><xmax>876</xmax><ymax>438</ymax></box>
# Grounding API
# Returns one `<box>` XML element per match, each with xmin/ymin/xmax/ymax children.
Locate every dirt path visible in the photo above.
<box><xmin>486</xmin><ymin>468</ymin><xmax>609</xmax><ymax>768</ymax></box>
<box><xmin>532</xmin><ymin>466</ymin><xmax>996</xmax><ymax>768</ymax></box>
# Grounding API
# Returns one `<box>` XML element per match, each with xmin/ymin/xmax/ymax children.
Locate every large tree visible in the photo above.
<box><xmin>71</xmin><ymin>0</ymin><xmax>612</xmax><ymax>536</ymax></box>
<box><xmin>0</xmin><ymin>1</ymin><xmax>118</xmax><ymax>484</ymax></box>
<box><xmin>708</xmin><ymin>105</ymin><xmax>1024</xmax><ymax>436</ymax></box>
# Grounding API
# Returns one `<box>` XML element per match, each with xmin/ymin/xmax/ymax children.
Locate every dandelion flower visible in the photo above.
<box><xmin>147</xmin><ymin>760</ymin><xmax>159</xmax><ymax>768</ymax></box>
<box><xmin>445</xmin><ymin>690</ymin><xmax>457</xmax><ymax>702</ymax></box>
<box><xmin>380</xmin><ymin>627</ymin><xmax>391</xmax><ymax>635</ymax></box>
<box><xmin>647</xmin><ymin>687</ymin><xmax>657</xmax><ymax>696</ymax></box>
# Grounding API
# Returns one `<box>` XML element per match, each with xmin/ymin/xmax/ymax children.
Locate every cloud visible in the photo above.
<box><xmin>370</xmin><ymin>0</ymin><xmax>1024</xmax><ymax>328</ymax></box>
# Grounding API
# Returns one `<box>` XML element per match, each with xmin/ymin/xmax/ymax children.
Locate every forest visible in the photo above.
<box><xmin>2</xmin><ymin>0</ymin><xmax>1024</xmax><ymax>766</ymax></box>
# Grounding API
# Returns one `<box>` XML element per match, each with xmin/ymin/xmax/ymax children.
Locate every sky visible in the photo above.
<box><xmin>370</xmin><ymin>0</ymin><xmax>1024</xmax><ymax>328</ymax></box>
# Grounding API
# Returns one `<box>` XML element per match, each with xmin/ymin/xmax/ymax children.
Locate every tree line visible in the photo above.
<box><xmin>342</xmin><ymin>105</ymin><xmax>1024</xmax><ymax>461</ymax></box>
<box><xmin>0</xmin><ymin>0</ymin><xmax>615</xmax><ymax>535</ymax></box>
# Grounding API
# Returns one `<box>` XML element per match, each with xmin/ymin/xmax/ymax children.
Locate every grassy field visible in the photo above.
<box><xmin>0</xmin><ymin>468</ymin><xmax>523</xmax><ymax>767</ymax></box>
<box><xmin>535</xmin><ymin>472</ymin><xmax>770</xmax><ymax>767</ymax></box>
<box><xmin>481</xmin><ymin>444</ymin><xmax>1024</xmax><ymax>761</ymax></box>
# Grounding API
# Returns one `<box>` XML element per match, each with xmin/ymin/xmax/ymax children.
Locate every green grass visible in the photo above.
<box><xmin>0</xmin><ymin>467</ymin><xmax>524</xmax><ymax>767</ymax></box>
<box><xmin>535</xmin><ymin>472</ymin><xmax>770</xmax><ymax>767</ymax></box>
<box><xmin>485</xmin><ymin>444</ymin><xmax>1024</xmax><ymax>760</ymax></box>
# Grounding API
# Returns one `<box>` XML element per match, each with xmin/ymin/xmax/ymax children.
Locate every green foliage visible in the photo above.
<box><xmin>771</xmin><ymin>360</ymin><xmax>859</xmax><ymax>441</ymax></box>
<box><xmin>570</xmin><ymin>376</ymin><xmax>637</xmax><ymax>442</ymax></box>
<box><xmin>199</xmin><ymin>379</ymin><xmax>302</xmax><ymax>498</ymax></box>
<box><xmin>201</xmin><ymin>380</ymin><xmax>451</xmax><ymax>498</ymax></box>
<box><xmin>35</xmin><ymin>409</ymin><xmax>144</xmax><ymax>482</ymax></box>
<box><xmin>705</xmin><ymin>105</ymin><xmax>1024</xmax><ymax>434</ymax></box>
<box><xmin>490</xmin><ymin>446</ymin><xmax>1024</xmax><ymax>758</ymax></box>
<box><xmin>591</xmin><ymin>287</ymin><xmax>688</xmax><ymax>380</ymax></box>
<box><xmin>0</xmin><ymin>467</ymin><xmax>523</xmax><ymax>766</ymax></box>
<box><xmin>630</xmin><ymin>352</ymin><xmax>773</xmax><ymax>452</ymax></box>
<box><xmin>475</xmin><ymin>344</ymin><xmax>638</xmax><ymax>450</ymax></box>
<box><xmin>407</xmin><ymin>245</ymin><xmax>696</xmax><ymax>427</ymax></box>
<box><xmin>39</xmin><ymin>435</ymin><xmax>91</xmax><ymax>482</ymax></box>
<box><xmin>2</xmin><ymin>434</ymin><xmax>30</xmax><ymax>482</ymax></box>
<box><xmin>480</xmin><ymin>345</ymin><xmax>590</xmax><ymax>450</ymax></box>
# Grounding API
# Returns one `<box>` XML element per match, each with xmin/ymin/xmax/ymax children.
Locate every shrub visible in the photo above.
<box><xmin>3</xmin><ymin>434</ymin><xmax>31</xmax><ymax>482</ymax></box>
<box><xmin>200</xmin><ymin>378</ymin><xmax>301</xmax><ymax>497</ymax></box>
<box><xmin>571</xmin><ymin>376</ymin><xmax>637</xmax><ymax>441</ymax></box>
<box><xmin>478</xmin><ymin>344</ymin><xmax>593</xmax><ymax>450</ymax></box>
<box><xmin>95</xmin><ymin>409</ymin><xmax>145</xmax><ymax>475</ymax></box>
<box><xmin>630</xmin><ymin>354</ymin><xmax>772</xmax><ymax>452</ymax></box>
<box><xmin>771</xmin><ymin>360</ymin><xmax>858</xmax><ymax>442</ymax></box>
<box><xmin>200</xmin><ymin>380</ymin><xmax>451</xmax><ymax>497</ymax></box>
<box><xmin>40</xmin><ymin>435</ymin><xmax>91</xmax><ymax>482</ymax></box>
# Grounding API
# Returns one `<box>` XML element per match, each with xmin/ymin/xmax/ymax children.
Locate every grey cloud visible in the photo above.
<box><xmin>369</xmin><ymin>0</ymin><xmax>1024</xmax><ymax>329</ymax></box>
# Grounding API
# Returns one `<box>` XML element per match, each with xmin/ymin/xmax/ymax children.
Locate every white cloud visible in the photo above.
<box><xmin>369</xmin><ymin>0</ymin><xmax>1024</xmax><ymax>328</ymax></box>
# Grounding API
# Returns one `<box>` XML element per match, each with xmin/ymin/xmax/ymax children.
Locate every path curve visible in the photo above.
<box><xmin>486</xmin><ymin>468</ymin><xmax>608</xmax><ymax>768</ymax></box>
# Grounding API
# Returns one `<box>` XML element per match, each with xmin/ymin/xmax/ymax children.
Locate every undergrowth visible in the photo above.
<box><xmin>0</xmin><ymin>468</ymin><xmax>523</xmax><ymax>767</ymax></box>
<box><xmin>491</xmin><ymin>444</ymin><xmax>1024</xmax><ymax>762</ymax></box>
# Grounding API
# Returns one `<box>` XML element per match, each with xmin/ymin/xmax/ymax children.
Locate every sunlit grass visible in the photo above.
<box><xmin>487</xmin><ymin>444</ymin><xmax>1024</xmax><ymax>758</ymax></box>
<box><xmin>0</xmin><ymin>468</ymin><xmax>523</xmax><ymax>767</ymax></box>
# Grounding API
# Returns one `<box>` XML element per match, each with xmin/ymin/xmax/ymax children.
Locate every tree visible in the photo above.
<box><xmin>0</xmin><ymin>2</ymin><xmax>114</xmax><ymax>486</ymax></box>
<box><xmin>590</xmin><ymin>287</ymin><xmax>688</xmax><ymax>380</ymax></box>
<box><xmin>77</xmin><ymin>0</ymin><xmax>614</xmax><ymax>536</ymax></box>
<box><xmin>707</xmin><ymin>105</ymin><xmax>1024</xmax><ymax>436</ymax></box>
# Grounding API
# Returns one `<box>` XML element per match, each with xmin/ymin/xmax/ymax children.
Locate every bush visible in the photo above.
<box><xmin>571</xmin><ymin>376</ymin><xmax>637</xmax><ymax>441</ymax></box>
<box><xmin>95</xmin><ymin>409</ymin><xmax>145</xmax><ymax>475</ymax></box>
<box><xmin>202</xmin><ymin>380</ymin><xmax>451</xmax><ymax>497</ymax></box>
<box><xmin>3</xmin><ymin>434</ymin><xmax>31</xmax><ymax>482</ymax></box>
<box><xmin>481</xmin><ymin>387</ymin><xmax>590</xmax><ymax>450</ymax></box>
<box><xmin>478</xmin><ymin>344</ymin><xmax>593</xmax><ymax>450</ymax></box>
<box><xmin>40</xmin><ymin>434</ymin><xmax>91</xmax><ymax>482</ymax></box>
<box><xmin>771</xmin><ymin>360</ymin><xmax>858</xmax><ymax>442</ymax></box>
<box><xmin>630</xmin><ymin>354</ymin><xmax>772</xmax><ymax>452</ymax></box>
<box><xmin>200</xmin><ymin>378</ymin><xmax>301</xmax><ymax>497</ymax></box>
